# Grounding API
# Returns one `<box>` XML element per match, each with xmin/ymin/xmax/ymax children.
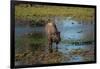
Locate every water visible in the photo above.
<box><xmin>15</xmin><ymin>18</ymin><xmax>95</xmax><ymax>63</ymax></box>
<box><xmin>55</xmin><ymin>18</ymin><xmax>94</xmax><ymax>62</ymax></box>
<box><xmin>56</xmin><ymin>19</ymin><xmax>94</xmax><ymax>40</ymax></box>
<box><xmin>15</xmin><ymin>26</ymin><xmax>44</xmax><ymax>37</ymax></box>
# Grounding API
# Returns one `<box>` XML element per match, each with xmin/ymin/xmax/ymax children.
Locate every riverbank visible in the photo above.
<box><xmin>15</xmin><ymin>31</ymin><xmax>95</xmax><ymax>65</ymax></box>
<box><xmin>15</xmin><ymin>32</ymin><xmax>68</xmax><ymax>65</ymax></box>
<box><xmin>15</xmin><ymin>3</ymin><xmax>95</xmax><ymax>24</ymax></box>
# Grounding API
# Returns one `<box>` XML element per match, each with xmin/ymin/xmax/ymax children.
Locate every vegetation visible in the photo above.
<box><xmin>15</xmin><ymin>33</ymin><xmax>68</xmax><ymax>65</ymax></box>
<box><xmin>15</xmin><ymin>50</ymin><xmax>67</xmax><ymax>65</ymax></box>
<box><xmin>15</xmin><ymin>3</ymin><xmax>95</xmax><ymax>65</ymax></box>
<box><xmin>15</xmin><ymin>4</ymin><xmax>95</xmax><ymax>24</ymax></box>
<box><xmin>15</xmin><ymin>33</ymin><xmax>94</xmax><ymax>65</ymax></box>
<box><xmin>15</xmin><ymin>32</ymin><xmax>47</xmax><ymax>53</ymax></box>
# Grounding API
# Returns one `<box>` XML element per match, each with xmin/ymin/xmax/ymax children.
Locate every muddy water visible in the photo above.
<box><xmin>15</xmin><ymin>18</ymin><xmax>95</xmax><ymax>64</ymax></box>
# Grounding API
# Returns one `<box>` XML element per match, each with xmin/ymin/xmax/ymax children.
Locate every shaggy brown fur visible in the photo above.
<box><xmin>45</xmin><ymin>21</ymin><xmax>61</xmax><ymax>52</ymax></box>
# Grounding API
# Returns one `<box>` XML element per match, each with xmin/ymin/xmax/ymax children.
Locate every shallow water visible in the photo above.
<box><xmin>15</xmin><ymin>18</ymin><xmax>95</xmax><ymax>63</ymax></box>
<box><xmin>56</xmin><ymin>19</ymin><xmax>94</xmax><ymax>40</ymax></box>
<box><xmin>55</xmin><ymin>18</ymin><xmax>94</xmax><ymax>62</ymax></box>
<box><xmin>15</xmin><ymin>26</ymin><xmax>44</xmax><ymax>37</ymax></box>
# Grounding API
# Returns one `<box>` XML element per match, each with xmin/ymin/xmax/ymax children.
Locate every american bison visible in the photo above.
<box><xmin>45</xmin><ymin>19</ymin><xmax>61</xmax><ymax>53</ymax></box>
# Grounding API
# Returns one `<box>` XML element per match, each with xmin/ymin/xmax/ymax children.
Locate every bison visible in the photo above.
<box><xmin>45</xmin><ymin>19</ymin><xmax>61</xmax><ymax>53</ymax></box>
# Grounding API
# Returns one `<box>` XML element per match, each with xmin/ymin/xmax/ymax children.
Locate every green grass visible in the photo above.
<box><xmin>15</xmin><ymin>4</ymin><xmax>95</xmax><ymax>22</ymax></box>
<box><xmin>15</xmin><ymin>33</ymin><xmax>47</xmax><ymax>54</ymax></box>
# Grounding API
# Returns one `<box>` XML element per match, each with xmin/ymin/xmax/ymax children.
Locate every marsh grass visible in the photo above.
<box><xmin>15</xmin><ymin>32</ymin><xmax>47</xmax><ymax>53</ymax></box>
<box><xmin>15</xmin><ymin>4</ymin><xmax>95</xmax><ymax>64</ymax></box>
<box><xmin>15</xmin><ymin>4</ymin><xmax>95</xmax><ymax>23</ymax></box>
<box><xmin>15</xmin><ymin>32</ymin><xmax>67</xmax><ymax>65</ymax></box>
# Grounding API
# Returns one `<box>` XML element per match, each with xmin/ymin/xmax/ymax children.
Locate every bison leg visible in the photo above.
<box><xmin>49</xmin><ymin>42</ymin><xmax>53</xmax><ymax>53</ymax></box>
<box><xmin>56</xmin><ymin>43</ymin><xmax>58</xmax><ymax>52</ymax></box>
<box><xmin>48</xmin><ymin>37</ymin><xmax>53</xmax><ymax>53</ymax></box>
